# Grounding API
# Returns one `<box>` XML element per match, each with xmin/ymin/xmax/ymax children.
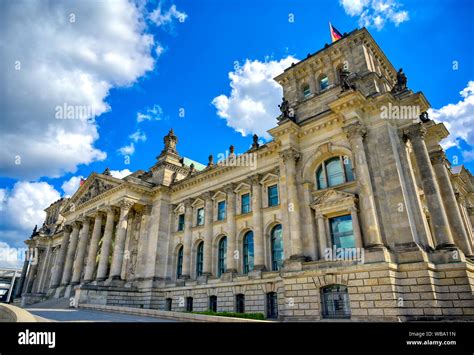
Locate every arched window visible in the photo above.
<box><xmin>196</xmin><ymin>241</ymin><xmax>204</xmax><ymax>277</ymax></box>
<box><xmin>243</xmin><ymin>231</ymin><xmax>254</xmax><ymax>274</ymax></box>
<box><xmin>316</xmin><ymin>156</ymin><xmax>354</xmax><ymax>190</ymax></box>
<box><xmin>270</xmin><ymin>224</ymin><xmax>284</xmax><ymax>271</ymax></box>
<box><xmin>218</xmin><ymin>237</ymin><xmax>227</xmax><ymax>277</ymax></box>
<box><xmin>319</xmin><ymin>75</ymin><xmax>329</xmax><ymax>91</ymax></box>
<box><xmin>209</xmin><ymin>295</ymin><xmax>217</xmax><ymax>312</ymax></box>
<box><xmin>302</xmin><ymin>84</ymin><xmax>311</xmax><ymax>98</ymax></box>
<box><xmin>176</xmin><ymin>246</ymin><xmax>183</xmax><ymax>279</ymax></box>
<box><xmin>321</xmin><ymin>285</ymin><xmax>351</xmax><ymax>319</ymax></box>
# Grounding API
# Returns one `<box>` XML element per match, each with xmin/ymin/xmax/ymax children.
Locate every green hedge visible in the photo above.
<box><xmin>192</xmin><ymin>310</ymin><xmax>265</xmax><ymax>320</ymax></box>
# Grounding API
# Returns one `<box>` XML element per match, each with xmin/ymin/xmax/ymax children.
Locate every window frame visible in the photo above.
<box><xmin>185</xmin><ymin>297</ymin><xmax>193</xmax><ymax>312</ymax></box>
<box><xmin>196</xmin><ymin>241</ymin><xmax>204</xmax><ymax>277</ymax></box>
<box><xmin>243</xmin><ymin>231</ymin><xmax>254</xmax><ymax>274</ymax></box>
<box><xmin>302</xmin><ymin>84</ymin><xmax>311</xmax><ymax>98</ymax></box>
<box><xmin>320</xmin><ymin>284</ymin><xmax>351</xmax><ymax>319</ymax></box>
<box><xmin>319</xmin><ymin>75</ymin><xmax>329</xmax><ymax>91</ymax></box>
<box><xmin>177</xmin><ymin>213</ymin><xmax>185</xmax><ymax>231</ymax></box>
<box><xmin>165</xmin><ymin>298</ymin><xmax>172</xmax><ymax>311</ymax></box>
<box><xmin>235</xmin><ymin>294</ymin><xmax>245</xmax><ymax>313</ymax></box>
<box><xmin>209</xmin><ymin>295</ymin><xmax>217</xmax><ymax>312</ymax></box>
<box><xmin>176</xmin><ymin>246</ymin><xmax>183</xmax><ymax>279</ymax></box>
<box><xmin>217</xmin><ymin>200</ymin><xmax>226</xmax><ymax>221</ymax></box>
<box><xmin>270</xmin><ymin>224</ymin><xmax>284</xmax><ymax>271</ymax></box>
<box><xmin>218</xmin><ymin>237</ymin><xmax>227</xmax><ymax>277</ymax></box>
<box><xmin>241</xmin><ymin>193</ymin><xmax>251</xmax><ymax>214</ymax></box>
<box><xmin>267</xmin><ymin>184</ymin><xmax>279</xmax><ymax>207</ymax></box>
<box><xmin>196</xmin><ymin>207</ymin><xmax>204</xmax><ymax>226</ymax></box>
<box><xmin>266</xmin><ymin>292</ymin><xmax>278</xmax><ymax>319</ymax></box>
<box><xmin>316</xmin><ymin>156</ymin><xmax>354</xmax><ymax>190</ymax></box>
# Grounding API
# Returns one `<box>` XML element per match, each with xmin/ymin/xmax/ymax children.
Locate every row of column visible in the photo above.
<box><xmin>50</xmin><ymin>199</ymin><xmax>135</xmax><ymax>289</ymax></box>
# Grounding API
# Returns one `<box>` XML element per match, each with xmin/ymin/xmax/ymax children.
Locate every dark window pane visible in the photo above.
<box><xmin>320</xmin><ymin>76</ymin><xmax>329</xmax><ymax>90</ymax></box>
<box><xmin>266</xmin><ymin>292</ymin><xmax>278</xmax><ymax>318</ymax></box>
<box><xmin>186</xmin><ymin>297</ymin><xmax>193</xmax><ymax>312</ymax></box>
<box><xmin>177</xmin><ymin>214</ymin><xmax>185</xmax><ymax>231</ymax></box>
<box><xmin>218</xmin><ymin>237</ymin><xmax>227</xmax><ymax>276</ymax></box>
<box><xmin>268</xmin><ymin>185</ymin><xmax>279</xmax><ymax>207</ymax></box>
<box><xmin>243</xmin><ymin>231</ymin><xmax>254</xmax><ymax>274</ymax></box>
<box><xmin>271</xmin><ymin>224</ymin><xmax>284</xmax><ymax>271</ymax></box>
<box><xmin>303</xmin><ymin>85</ymin><xmax>311</xmax><ymax>98</ymax></box>
<box><xmin>316</xmin><ymin>165</ymin><xmax>327</xmax><ymax>190</ymax></box>
<box><xmin>176</xmin><ymin>246</ymin><xmax>183</xmax><ymax>278</ymax></box>
<box><xmin>343</xmin><ymin>157</ymin><xmax>354</xmax><ymax>182</ymax></box>
<box><xmin>235</xmin><ymin>294</ymin><xmax>245</xmax><ymax>313</ymax></box>
<box><xmin>217</xmin><ymin>201</ymin><xmax>226</xmax><ymax>221</ymax></box>
<box><xmin>196</xmin><ymin>242</ymin><xmax>204</xmax><ymax>277</ymax></box>
<box><xmin>165</xmin><ymin>298</ymin><xmax>172</xmax><ymax>311</ymax></box>
<box><xmin>209</xmin><ymin>295</ymin><xmax>217</xmax><ymax>312</ymax></box>
<box><xmin>321</xmin><ymin>285</ymin><xmax>351</xmax><ymax>319</ymax></box>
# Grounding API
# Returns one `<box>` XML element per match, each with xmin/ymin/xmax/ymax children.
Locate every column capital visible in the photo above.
<box><xmin>119</xmin><ymin>199</ymin><xmax>135</xmax><ymax>211</ymax></box>
<box><xmin>183</xmin><ymin>198</ymin><xmax>193</xmax><ymax>208</ymax></box>
<box><xmin>279</xmin><ymin>147</ymin><xmax>301</xmax><ymax>163</ymax></box>
<box><xmin>201</xmin><ymin>191</ymin><xmax>213</xmax><ymax>201</ymax></box>
<box><xmin>248</xmin><ymin>174</ymin><xmax>262</xmax><ymax>185</ymax></box>
<box><xmin>63</xmin><ymin>224</ymin><xmax>73</xmax><ymax>233</ymax></box>
<box><xmin>343</xmin><ymin>121</ymin><xmax>367</xmax><ymax>140</ymax></box>
<box><xmin>430</xmin><ymin>150</ymin><xmax>447</xmax><ymax>165</ymax></box>
<box><xmin>223</xmin><ymin>183</ymin><xmax>236</xmax><ymax>194</ymax></box>
<box><xmin>403</xmin><ymin>123</ymin><xmax>427</xmax><ymax>141</ymax></box>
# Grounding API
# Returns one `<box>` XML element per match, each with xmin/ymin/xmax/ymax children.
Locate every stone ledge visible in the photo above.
<box><xmin>80</xmin><ymin>304</ymin><xmax>274</xmax><ymax>323</ymax></box>
<box><xmin>0</xmin><ymin>304</ymin><xmax>37</xmax><ymax>322</ymax></box>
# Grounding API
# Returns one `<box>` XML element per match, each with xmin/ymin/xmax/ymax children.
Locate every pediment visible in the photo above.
<box><xmin>312</xmin><ymin>189</ymin><xmax>356</xmax><ymax>207</ymax></box>
<box><xmin>63</xmin><ymin>173</ymin><xmax>122</xmax><ymax>212</ymax></box>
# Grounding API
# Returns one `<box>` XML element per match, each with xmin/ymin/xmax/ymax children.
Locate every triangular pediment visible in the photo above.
<box><xmin>63</xmin><ymin>173</ymin><xmax>123</xmax><ymax>212</ymax></box>
<box><xmin>312</xmin><ymin>189</ymin><xmax>356</xmax><ymax>206</ymax></box>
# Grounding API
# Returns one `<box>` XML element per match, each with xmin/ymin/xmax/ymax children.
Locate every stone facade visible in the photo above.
<box><xmin>21</xmin><ymin>28</ymin><xmax>474</xmax><ymax>321</ymax></box>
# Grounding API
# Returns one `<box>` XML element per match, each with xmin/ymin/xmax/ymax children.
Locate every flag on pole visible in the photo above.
<box><xmin>329</xmin><ymin>22</ymin><xmax>343</xmax><ymax>43</ymax></box>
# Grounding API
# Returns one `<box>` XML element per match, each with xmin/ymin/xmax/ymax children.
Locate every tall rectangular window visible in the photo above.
<box><xmin>177</xmin><ymin>214</ymin><xmax>185</xmax><ymax>231</ymax></box>
<box><xmin>329</xmin><ymin>215</ymin><xmax>356</xmax><ymax>249</ymax></box>
<box><xmin>268</xmin><ymin>185</ymin><xmax>279</xmax><ymax>207</ymax></box>
<box><xmin>241</xmin><ymin>193</ymin><xmax>250</xmax><ymax>214</ymax></box>
<box><xmin>217</xmin><ymin>200</ymin><xmax>226</xmax><ymax>221</ymax></box>
<box><xmin>196</xmin><ymin>207</ymin><xmax>204</xmax><ymax>226</ymax></box>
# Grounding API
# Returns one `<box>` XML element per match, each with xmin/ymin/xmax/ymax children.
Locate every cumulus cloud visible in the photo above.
<box><xmin>0</xmin><ymin>182</ymin><xmax>61</xmax><ymax>254</ymax></box>
<box><xmin>130</xmin><ymin>130</ymin><xmax>147</xmax><ymax>142</ymax></box>
<box><xmin>0</xmin><ymin>0</ymin><xmax>186</xmax><ymax>180</ymax></box>
<box><xmin>212</xmin><ymin>56</ymin><xmax>298</xmax><ymax>140</ymax></box>
<box><xmin>340</xmin><ymin>0</ymin><xmax>409</xmax><ymax>30</ymax></box>
<box><xmin>430</xmin><ymin>81</ymin><xmax>474</xmax><ymax>151</ymax></box>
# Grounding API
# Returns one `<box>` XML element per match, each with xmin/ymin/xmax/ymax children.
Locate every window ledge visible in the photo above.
<box><xmin>262</xmin><ymin>204</ymin><xmax>280</xmax><ymax>212</ymax></box>
<box><xmin>312</xmin><ymin>180</ymin><xmax>357</xmax><ymax>197</ymax></box>
<box><xmin>235</xmin><ymin>211</ymin><xmax>253</xmax><ymax>220</ymax></box>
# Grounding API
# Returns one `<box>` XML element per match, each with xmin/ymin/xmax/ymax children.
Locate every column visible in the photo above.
<box><xmin>251</xmin><ymin>175</ymin><xmax>265</xmax><ymax>270</ymax></box>
<box><xmin>109</xmin><ymin>199</ymin><xmax>134</xmax><ymax>280</ymax></box>
<box><xmin>83</xmin><ymin>213</ymin><xmax>104</xmax><ymax>282</ymax></box>
<box><xmin>343</xmin><ymin>122</ymin><xmax>383</xmax><ymax>248</ymax></box>
<box><xmin>50</xmin><ymin>225</ymin><xmax>71</xmax><ymax>288</ymax></box>
<box><xmin>404</xmin><ymin>124</ymin><xmax>455</xmax><ymax>249</ymax></box>
<box><xmin>280</xmin><ymin>148</ymin><xmax>304</xmax><ymax>259</ymax></box>
<box><xmin>202</xmin><ymin>193</ymin><xmax>213</xmax><ymax>276</ymax></box>
<box><xmin>96</xmin><ymin>207</ymin><xmax>116</xmax><ymax>281</ymax></box>
<box><xmin>224</xmin><ymin>184</ymin><xmax>237</xmax><ymax>273</ymax></box>
<box><xmin>349</xmin><ymin>206</ymin><xmax>364</xmax><ymax>249</ymax></box>
<box><xmin>181</xmin><ymin>199</ymin><xmax>193</xmax><ymax>279</ymax></box>
<box><xmin>316</xmin><ymin>213</ymin><xmax>328</xmax><ymax>260</ymax></box>
<box><xmin>15</xmin><ymin>250</ymin><xmax>29</xmax><ymax>297</ymax></box>
<box><xmin>25</xmin><ymin>262</ymin><xmax>38</xmax><ymax>294</ymax></box>
<box><xmin>71</xmin><ymin>218</ymin><xmax>91</xmax><ymax>284</ymax></box>
<box><xmin>431</xmin><ymin>150</ymin><xmax>473</xmax><ymax>256</ymax></box>
<box><xmin>60</xmin><ymin>222</ymin><xmax>80</xmax><ymax>285</ymax></box>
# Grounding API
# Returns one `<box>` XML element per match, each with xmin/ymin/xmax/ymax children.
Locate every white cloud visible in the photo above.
<box><xmin>130</xmin><ymin>130</ymin><xmax>147</xmax><ymax>142</ymax></box>
<box><xmin>149</xmin><ymin>4</ymin><xmax>188</xmax><ymax>27</ymax></box>
<box><xmin>110</xmin><ymin>169</ymin><xmax>133</xmax><ymax>179</ymax></box>
<box><xmin>430</xmin><ymin>81</ymin><xmax>474</xmax><ymax>151</ymax></box>
<box><xmin>212</xmin><ymin>56</ymin><xmax>298</xmax><ymax>140</ymax></box>
<box><xmin>61</xmin><ymin>176</ymin><xmax>85</xmax><ymax>197</ymax></box>
<box><xmin>340</xmin><ymin>0</ymin><xmax>409</xmax><ymax>30</ymax></box>
<box><xmin>0</xmin><ymin>182</ymin><xmax>61</xmax><ymax>253</ymax></box>
<box><xmin>0</xmin><ymin>0</ymin><xmax>185</xmax><ymax>180</ymax></box>
<box><xmin>119</xmin><ymin>143</ymin><xmax>136</xmax><ymax>156</ymax></box>
<box><xmin>136</xmin><ymin>104</ymin><xmax>164</xmax><ymax>122</ymax></box>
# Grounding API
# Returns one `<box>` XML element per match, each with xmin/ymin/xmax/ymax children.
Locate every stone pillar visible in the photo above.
<box><xmin>343</xmin><ymin>122</ymin><xmax>383</xmax><ymax>248</ymax></box>
<box><xmin>71</xmin><ymin>218</ymin><xmax>91</xmax><ymax>284</ymax></box>
<box><xmin>404</xmin><ymin>124</ymin><xmax>455</xmax><ymax>249</ymax></box>
<box><xmin>60</xmin><ymin>222</ymin><xmax>80</xmax><ymax>285</ymax></box>
<box><xmin>349</xmin><ymin>206</ymin><xmax>364</xmax><ymax>249</ymax></box>
<box><xmin>280</xmin><ymin>148</ymin><xmax>304</xmax><ymax>259</ymax></box>
<box><xmin>251</xmin><ymin>175</ymin><xmax>265</xmax><ymax>270</ymax></box>
<box><xmin>134</xmin><ymin>205</ymin><xmax>151</xmax><ymax>280</ymax></box>
<box><xmin>50</xmin><ymin>225</ymin><xmax>71</xmax><ymax>288</ymax></box>
<box><xmin>316</xmin><ymin>213</ymin><xmax>328</xmax><ymax>260</ymax></box>
<box><xmin>25</xmin><ymin>262</ymin><xmax>38</xmax><ymax>294</ymax></box>
<box><xmin>202</xmin><ymin>193</ymin><xmax>213</xmax><ymax>276</ymax></box>
<box><xmin>109</xmin><ymin>200</ymin><xmax>134</xmax><ymax>280</ymax></box>
<box><xmin>431</xmin><ymin>150</ymin><xmax>473</xmax><ymax>256</ymax></box>
<box><xmin>181</xmin><ymin>199</ymin><xmax>193</xmax><ymax>279</ymax></box>
<box><xmin>15</xmin><ymin>250</ymin><xmax>30</xmax><ymax>297</ymax></box>
<box><xmin>83</xmin><ymin>213</ymin><xmax>104</xmax><ymax>282</ymax></box>
<box><xmin>224</xmin><ymin>184</ymin><xmax>237</xmax><ymax>273</ymax></box>
<box><xmin>96</xmin><ymin>207</ymin><xmax>116</xmax><ymax>281</ymax></box>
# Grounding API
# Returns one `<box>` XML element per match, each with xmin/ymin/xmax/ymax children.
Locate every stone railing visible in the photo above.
<box><xmin>0</xmin><ymin>303</ymin><xmax>37</xmax><ymax>322</ymax></box>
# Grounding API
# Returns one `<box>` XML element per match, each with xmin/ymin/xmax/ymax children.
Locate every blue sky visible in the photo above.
<box><xmin>1</xmin><ymin>0</ymin><xmax>473</xmax><ymax>265</ymax></box>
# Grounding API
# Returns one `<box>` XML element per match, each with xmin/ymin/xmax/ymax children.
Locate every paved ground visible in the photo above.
<box><xmin>27</xmin><ymin>307</ymin><xmax>176</xmax><ymax>322</ymax></box>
